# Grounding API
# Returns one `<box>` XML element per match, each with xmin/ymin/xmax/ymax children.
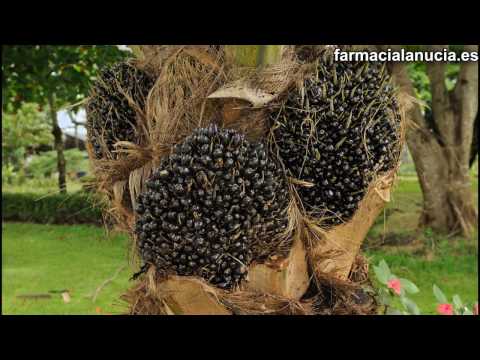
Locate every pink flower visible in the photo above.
<box><xmin>437</xmin><ymin>303</ymin><xmax>454</xmax><ymax>315</ymax></box>
<box><xmin>474</xmin><ymin>303</ymin><xmax>478</xmax><ymax>315</ymax></box>
<box><xmin>387</xmin><ymin>278</ymin><xmax>402</xmax><ymax>295</ymax></box>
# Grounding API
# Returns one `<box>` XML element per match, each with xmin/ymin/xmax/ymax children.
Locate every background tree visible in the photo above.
<box><xmin>2</xmin><ymin>45</ymin><xmax>127</xmax><ymax>193</ymax></box>
<box><xmin>379</xmin><ymin>45</ymin><xmax>478</xmax><ymax>237</ymax></box>
<box><xmin>407</xmin><ymin>61</ymin><xmax>478</xmax><ymax>167</ymax></box>
<box><xmin>2</xmin><ymin>102</ymin><xmax>53</xmax><ymax>171</ymax></box>
<box><xmin>470</xmin><ymin>113</ymin><xmax>478</xmax><ymax>167</ymax></box>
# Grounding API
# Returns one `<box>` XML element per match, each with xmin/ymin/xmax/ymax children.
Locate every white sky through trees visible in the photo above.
<box><xmin>57</xmin><ymin>109</ymin><xmax>87</xmax><ymax>141</ymax></box>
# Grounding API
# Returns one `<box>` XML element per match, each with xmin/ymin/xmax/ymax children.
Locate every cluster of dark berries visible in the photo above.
<box><xmin>134</xmin><ymin>125</ymin><xmax>290</xmax><ymax>289</ymax></box>
<box><xmin>86</xmin><ymin>62</ymin><xmax>154</xmax><ymax>159</ymax></box>
<box><xmin>270</xmin><ymin>49</ymin><xmax>401</xmax><ymax>226</ymax></box>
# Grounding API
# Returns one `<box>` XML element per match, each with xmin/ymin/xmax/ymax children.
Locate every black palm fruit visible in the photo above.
<box><xmin>270</xmin><ymin>48</ymin><xmax>401</xmax><ymax>226</ymax></box>
<box><xmin>86</xmin><ymin>62</ymin><xmax>154</xmax><ymax>159</ymax></box>
<box><xmin>134</xmin><ymin>125</ymin><xmax>290</xmax><ymax>289</ymax></box>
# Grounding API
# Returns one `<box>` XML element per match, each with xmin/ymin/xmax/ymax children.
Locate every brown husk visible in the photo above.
<box><xmin>120</xmin><ymin>253</ymin><xmax>375</xmax><ymax>315</ymax></box>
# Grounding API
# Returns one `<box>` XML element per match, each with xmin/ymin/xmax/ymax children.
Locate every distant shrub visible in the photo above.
<box><xmin>2</xmin><ymin>191</ymin><xmax>104</xmax><ymax>225</ymax></box>
<box><xmin>2</xmin><ymin>164</ymin><xmax>17</xmax><ymax>185</ymax></box>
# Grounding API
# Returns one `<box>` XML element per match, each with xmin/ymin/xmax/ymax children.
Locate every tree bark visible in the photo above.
<box><xmin>48</xmin><ymin>94</ymin><xmax>67</xmax><ymax>194</ymax></box>
<box><xmin>470</xmin><ymin>111</ymin><xmax>478</xmax><ymax>167</ymax></box>
<box><xmin>385</xmin><ymin>45</ymin><xmax>478</xmax><ymax>237</ymax></box>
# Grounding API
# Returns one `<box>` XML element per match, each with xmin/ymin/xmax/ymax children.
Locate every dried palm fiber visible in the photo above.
<box><xmin>296</xmin><ymin>253</ymin><xmax>377</xmax><ymax>315</ymax></box>
<box><xmin>295</xmin><ymin>45</ymin><xmax>329</xmax><ymax>64</ymax></box>
<box><xmin>309</xmin><ymin>260</ymin><xmax>378</xmax><ymax>315</ymax></box>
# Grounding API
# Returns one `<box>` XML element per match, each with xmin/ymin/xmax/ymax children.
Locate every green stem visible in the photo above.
<box><xmin>225</xmin><ymin>45</ymin><xmax>283</xmax><ymax>68</ymax></box>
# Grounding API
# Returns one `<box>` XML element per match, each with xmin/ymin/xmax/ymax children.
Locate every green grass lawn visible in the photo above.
<box><xmin>2</xmin><ymin>221</ymin><xmax>477</xmax><ymax>315</ymax></box>
<box><xmin>2</xmin><ymin>223</ymin><xmax>132</xmax><ymax>315</ymax></box>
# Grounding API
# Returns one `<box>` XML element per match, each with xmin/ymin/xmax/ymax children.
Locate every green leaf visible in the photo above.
<box><xmin>2</xmin><ymin>45</ymin><xmax>127</xmax><ymax>110</ymax></box>
<box><xmin>377</xmin><ymin>289</ymin><xmax>391</xmax><ymax>306</ymax></box>
<box><xmin>433</xmin><ymin>284</ymin><xmax>448</xmax><ymax>304</ymax></box>
<box><xmin>387</xmin><ymin>273</ymin><xmax>397</xmax><ymax>281</ymax></box>
<box><xmin>401</xmin><ymin>297</ymin><xmax>421</xmax><ymax>315</ymax></box>
<box><xmin>399</xmin><ymin>278</ymin><xmax>420</xmax><ymax>294</ymax></box>
<box><xmin>452</xmin><ymin>295</ymin><xmax>463</xmax><ymax>309</ymax></box>
<box><xmin>463</xmin><ymin>308</ymin><xmax>473</xmax><ymax>315</ymax></box>
<box><xmin>373</xmin><ymin>265</ymin><xmax>389</xmax><ymax>285</ymax></box>
<box><xmin>386</xmin><ymin>308</ymin><xmax>403</xmax><ymax>315</ymax></box>
<box><xmin>379</xmin><ymin>259</ymin><xmax>391</xmax><ymax>277</ymax></box>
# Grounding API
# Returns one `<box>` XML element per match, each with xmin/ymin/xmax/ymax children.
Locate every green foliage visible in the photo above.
<box><xmin>2</xmin><ymin>176</ymin><xmax>84</xmax><ymax>194</ymax></box>
<box><xmin>2</xmin><ymin>164</ymin><xmax>17</xmax><ymax>184</ymax></box>
<box><xmin>1</xmin><ymin>164</ymin><xmax>27</xmax><ymax>186</ymax></box>
<box><xmin>445</xmin><ymin>64</ymin><xmax>461</xmax><ymax>90</ymax></box>
<box><xmin>433</xmin><ymin>284</ymin><xmax>448</xmax><ymax>303</ymax></box>
<box><xmin>432</xmin><ymin>284</ymin><xmax>476</xmax><ymax>315</ymax></box>
<box><xmin>373</xmin><ymin>259</ymin><xmax>478</xmax><ymax>315</ymax></box>
<box><xmin>373</xmin><ymin>259</ymin><xmax>391</xmax><ymax>284</ymax></box>
<box><xmin>2</xmin><ymin>191</ymin><xmax>104</xmax><ymax>225</ymax></box>
<box><xmin>2</xmin><ymin>45</ymin><xmax>128</xmax><ymax>111</ymax></box>
<box><xmin>2</xmin><ymin>46</ymin><xmax>127</xmax><ymax>193</ymax></box>
<box><xmin>26</xmin><ymin>149</ymin><xmax>89</xmax><ymax>178</ymax></box>
<box><xmin>407</xmin><ymin>61</ymin><xmax>461</xmax><ymax>110</ymax></box>
<box><xmin>407</xmin><ymin>62</ymin><xmax>431</xmax><ymax>104</ymax></box>
<box><xmin>399</xmin><ymin>278</ymin><xmax>419</xmax><ymax>294</ymax></box>
<box><xmin>2</xmin><ymin>102</ymin><xmax>53</xmax><ymax>166</ymax></box>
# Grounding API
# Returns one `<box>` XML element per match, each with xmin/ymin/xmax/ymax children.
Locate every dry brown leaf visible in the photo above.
<box><xmin>62</xmin><ymin>292</ymin><xmax>71</xmax><ymax>304</ymax></box>
<box><xmin>288</xmin><ymin>177</ymin><xmax>315</xmax><ymax>188</ymax></box>
<box><xmin>208</xmin><ymin>81</ymin><xmax>275</xmax><ymax>107</ymax></box>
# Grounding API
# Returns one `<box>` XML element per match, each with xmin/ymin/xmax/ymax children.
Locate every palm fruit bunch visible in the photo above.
<box><xmin>86</xmin><ymin>62</ymin><xmax>155</xmax><ymax>159</ymax></box>
<box><xmin>134</xmin><ymin>125</ymin><xmax>290</xmax><ymax>289</ymax></box>
<box><xmin>270</xmin><ymin>49</ymin><xmax>401</xmax><ymax>226</ymax></box>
